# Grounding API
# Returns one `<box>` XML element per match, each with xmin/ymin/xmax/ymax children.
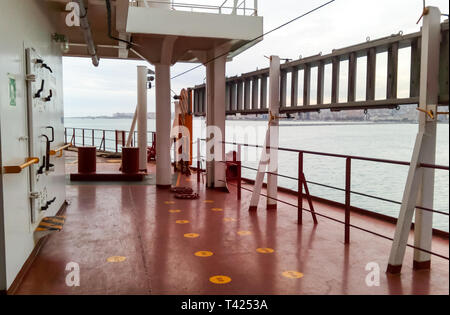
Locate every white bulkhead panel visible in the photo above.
<box><xmin>0</xmin><ymin>0</ymin><xmax>65</xmax><ymax>290</ymax></box>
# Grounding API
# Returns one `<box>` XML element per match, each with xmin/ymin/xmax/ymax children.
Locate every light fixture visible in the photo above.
<box><xmin>52</xmin><ymin>33</ymin><xmax>70</xmax><ymax>54</ymax></box>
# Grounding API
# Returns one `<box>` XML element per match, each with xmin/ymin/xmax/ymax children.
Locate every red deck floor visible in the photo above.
<box><xmin>12</xmin><ymin>158</ymin><xmax>449</xmax><ymax>295</ymax></box>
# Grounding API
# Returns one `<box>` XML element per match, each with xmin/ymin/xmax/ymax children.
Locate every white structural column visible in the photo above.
<box><xmin>205</xmin><ymin>49</ymin><xmax>227</xmax><ymax>188</ymax></box>
<box><xmin>137</xmin><ymin>66</ymin><xmax>148</xmax><ymax>172</ymax></box>
<box><xmin>387</xmin><ymin>7</ymin><xmax>440</xmax><ymax>273</ymax></box>
<box><xmin>155</xmin><ymin>63</ymin><xmax>172</xmax><ymax>187</ymax></box>
<box><xmin>266</xmin><ymin>56</ymin><xmax>280</xmax><ymax>209</ymax></box>
<box><xmin>412</xmin><ymin>6</ymin><xmax>441</xmax><ymax>269</ymax></box>
<box><xmin>155</xmin><ymin>36</ymin><xmax>177</xmax><ymax>188</ymax></box>
<box><xmin>249</xmin><ymin>56</ymin><xmax>280</xmax><ymax>211</ymax></box>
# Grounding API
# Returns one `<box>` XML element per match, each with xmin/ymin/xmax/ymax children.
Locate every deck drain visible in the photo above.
<box><xmin>176</xmin><ymin>220</ymin><xmax>190</xmax><ymax>224</ymax></box>
<box><xmin>211</xmin><ymin>208</ymin><xmax>223</xmax><ymax>212</ymax></box>
<box><xmin>169</xmin><ymin>209</ymin><xmax>182</xmax><ymax>213</ymax></box>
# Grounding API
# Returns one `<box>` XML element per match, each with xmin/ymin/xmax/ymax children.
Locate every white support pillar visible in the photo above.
<box><xmin>412</xmin><ymin>6</ymin><xmax>441</xmax><ymax>270</ymax></box>
<box><xmin>155</xmin><ymin>63</ymin><xmax>172</xmax><ymax>188</ymax></box>
<box><xmin>249</xmin><ymin>56</ymin><xmax>280</xmax><ymax>211</ymax></box>
<box><xmin>387</xmin><ymin>7</ymin><xmax>441</xmax><ymax>274</ymax></box>
<box><xmin>266</xmin><ymin>56</ymin><xmax>280</xmax><ymax>209</ymax></box>
<box><xmin>137</xmin><ymin>66</ymin><xmax>148</xmax><ymax>172</ymax></box>
<box><xmin>154</xmin><ymin>36</ymin><xmax>177</xmax><ymax>188</ymax></box>
<box><xmin>205</xmin><ymin>50</ymin><xmax>227</xmax><ymax>188</ymax></box>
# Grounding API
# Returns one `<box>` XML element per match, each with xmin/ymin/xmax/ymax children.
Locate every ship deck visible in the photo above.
<box><xmin>11</xmin><ymin>155</ymin><xmax>449</xmax><ymax>295</ymax></box>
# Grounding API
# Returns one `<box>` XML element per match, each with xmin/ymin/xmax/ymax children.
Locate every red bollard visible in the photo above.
<box><xmin>122</xmin><ymin>147</ymin><xmax>140</xmax><ymax>174</ymax></box>
<box><xmin>78</xmin><ymin>146</ymin><xmax>97</xmax><ymax>174</ymax></box>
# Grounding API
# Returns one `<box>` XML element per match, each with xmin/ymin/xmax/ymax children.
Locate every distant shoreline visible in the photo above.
<box><xmin>65</xmin><ymin>116</ymin><xmax>449</xmax><ymax>125</ymax></box>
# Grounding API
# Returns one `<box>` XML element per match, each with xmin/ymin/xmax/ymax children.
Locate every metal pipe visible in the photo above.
<box><xmin>76</xmin><ymin>0</ymin><xmax>99</xmax><ymax>67</ymax></box>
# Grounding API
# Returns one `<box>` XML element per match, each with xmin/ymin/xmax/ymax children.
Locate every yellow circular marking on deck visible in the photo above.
<box><xmin>282</xmin><ymin>271</ymin><xmax>304</xmax><ymax>279</ymax></box>
<box><xmin>169</xmin><ymin>209</ymin><xmax>182</xmax><ymax>213</ymax></box>
<box><xmin>203</xmin><ymin>200</ymin><xmax>214</xmax><ymax>204</ymax></box>
<box><xmin>256</xmin><ymin>248</ymin><xmax>275</xmax><ymax>254</ymax></box>
<box><xmin>164</xmin><ymin>201</ymin><xmax>175</xmax><ymax>205</ymax></box>
<box><xmin>223</xmin><ymin>217</ymin><xmax>237</xmax><ymax>222</ymax></box>
<box><xmin>195</xmin><ymin>251</ymin><xmax>214</xmax><ymax>257</ymax></box>
<box><xmin>211</xmin><ymin>207</ymin><xmax>223</xmax><ymax>212</ymax></box>
<box><xmin>105</xmin><ymin>159</ymin><xmax>122</xmax><ymax>163</ymax></box>
<box><xmin>184</xmin><ymin>233</ymin><xmax>200</xmax><ymax>238</ymax></box>
<box><xmin>209</xmin><ymin>275</ymin><xmax>232</xmax><ymax>284</ymax></box>
<box><xmin>107</xmin><ymin>256</ymin><xmax>127</xmax><ymax>263</ymax></box>
<box><xmin>237</xmin><ymin>230</ymin><xmax>252</xmax><ymax>236</ymax></box>
<box><xmin>176</xmin><ymin>220</ymin><xmax>190</xmax><ymax>224</ymax></box>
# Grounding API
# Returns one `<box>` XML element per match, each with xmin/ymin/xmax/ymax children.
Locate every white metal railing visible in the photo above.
<box><xmin>129</xmin><ymin>0</ymin><xmax>258</xmax><ymax>16</ymax></box>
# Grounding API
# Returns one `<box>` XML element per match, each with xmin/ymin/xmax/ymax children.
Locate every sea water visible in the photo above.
<box><xmin>65</xmin><ymin>117</ymin><xmax>449</xmax><ymax>232</ymax></box>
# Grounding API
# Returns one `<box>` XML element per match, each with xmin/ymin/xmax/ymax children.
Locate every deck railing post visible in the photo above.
<box><xmin>122</xmin><ymin>131</ymin><xmax>126</xmax><ymax>152</ymax></box>
<box><xmin>92</xmin><ymin>129</ymin><xmax>95</xmax><ymax>147</ymax></box>
<box><xmin>345</xmin><ymin>157</ymin><xmax>352</xmax><ymax>244</ymax></box>
<box><xmin>237</xmin><ymin>144</ymin><xmax>242</xmax><ymax>200</ymax></box>
<box><xmin>102</xmin><ymin>130</ymin><xmax>106</xmax><ymax>151</ymax></box>
<box><xmin>197</xmin><ymin>138</ymin><xmax>201</xmax><ymax>183</ymax></box>
<box><xmin>115</xmin><ymin>131</ymin><xmax>118</xmax><ymax>153</ymax></box>
<box><xmin>173</xmin><ymin>137</ymin><xmax>177</xmax><ymax>173</ymax></box>
<box><xmin>82</xmin><ymin>129</ymin><xmax>85</xmax><ymax>147</ymax></box>
<box><xmin>298</xmin><ymin>151</ymin><xmax>304</xmax><ymax>224</ymax></box>
<box><xmin>64</xmin><ymin>128</ymin><xmax>67</xmax><ymax>144</ymax></box>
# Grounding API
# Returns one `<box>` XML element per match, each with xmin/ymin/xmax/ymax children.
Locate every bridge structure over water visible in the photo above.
<box><xmin>192</xmin><ymin>21</ymin><xmax>448</xmax><ymax>115</ymax></box>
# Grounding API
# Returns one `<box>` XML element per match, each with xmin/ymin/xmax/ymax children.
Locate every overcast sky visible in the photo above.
<box><xmin>63</xmin><ymin>0</ymin><xmax>449</xmax><ymax>117</ymax></box>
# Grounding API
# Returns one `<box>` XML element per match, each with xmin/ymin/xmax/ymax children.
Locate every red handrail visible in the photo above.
<box><xmin>221</xmin><ymin>140</ymin><xmax>449</xmax><ymax>170</ymax></box>
<box><xmin>205</xmin><ymin>139</ymin><xmax>449</xmax><ymax>247</ymax></box>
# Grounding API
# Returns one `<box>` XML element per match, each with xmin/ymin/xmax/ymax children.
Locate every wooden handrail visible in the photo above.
<box><xmin>50</xmin><ymin>143</ymin><xmax>72</xmax><ymax>157</ymax></box>
<box><xmin>3</xmin><ymin>157</ymin><xmax>40</xmax><ymax>174</ymax></box>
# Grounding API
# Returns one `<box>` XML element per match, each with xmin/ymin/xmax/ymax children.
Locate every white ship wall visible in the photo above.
<box><xmin>0</xmin><ymin>0</ymin><xmax>65</xmax><ymax>290</ymax></box>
